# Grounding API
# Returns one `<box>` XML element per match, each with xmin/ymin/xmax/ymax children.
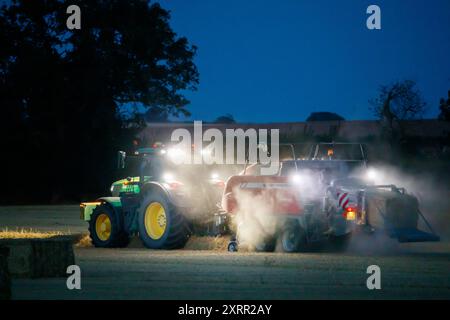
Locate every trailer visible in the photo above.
<box><xmin>222</xmin><ymin>143</ymin><xmax>440</xmax><ymax>252</ymax></box>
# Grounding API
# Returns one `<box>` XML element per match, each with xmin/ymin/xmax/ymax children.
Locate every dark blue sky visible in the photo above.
<box><xmin>158</xmin><ymin>0</ymin><xmax>450</xmax><ymax>122</ymax></box>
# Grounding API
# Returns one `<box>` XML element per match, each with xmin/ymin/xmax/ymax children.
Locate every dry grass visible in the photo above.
<box><xmin>75</xmin><ymin>234</ymin><xmax>231</xmax><ymax>250</ymax></box>
<box><xmin>0</xmin><ymin>229</ymin><xmax>94</xmax><ymax>247</ymax></box>
<box><xmin>75</xmin><ymin>234</ymin><xmax>92</xmax><ymax>247</ymax></box>
<box><xmin>0</xmin><ymin>228</ymin><xmax>63</xmax><ymax>239</ymax></box>
<box><xmin>184</xmin><ymin>235</ymin><xmax>230</xmax><ymax>251</ymax></box>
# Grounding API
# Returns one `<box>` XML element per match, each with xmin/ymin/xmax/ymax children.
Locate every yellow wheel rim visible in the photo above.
<box><xmin>95</xmin><ymin>213</ymin><xmax>112</xmax><ymax>241</ymax></box>
<box><xmin>144</xmin><ymin>202</ymin><xmax>167</xmax><ymax>240</ymax></box>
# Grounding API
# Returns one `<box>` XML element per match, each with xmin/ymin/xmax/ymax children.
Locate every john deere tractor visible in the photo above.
<box><xmin>80</xmin><ymin>145</ymin><xmax>227</xmax><ymax>249</ymax></box>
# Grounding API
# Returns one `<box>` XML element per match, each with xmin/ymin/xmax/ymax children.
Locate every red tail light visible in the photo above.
<box><xmin>343</xmin><ymin>206</ymin><xmax>357</xmax><ymax>220</ymax></box>
<box><xmin>168</xmin><ymin>181</ymin><xmax>183</xmax><ymax>189</ymax></box>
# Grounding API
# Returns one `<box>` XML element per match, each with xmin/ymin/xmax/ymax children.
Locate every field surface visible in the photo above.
<box><xmin>1</xmin><ymin>205</ymin><xmax>449</xmax><ymax>300</ymax></box>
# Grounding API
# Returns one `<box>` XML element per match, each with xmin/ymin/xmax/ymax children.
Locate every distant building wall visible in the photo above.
<box><xmin>139</xmin><ymin>120</ymin><xmax>450</xmax><ymax>143</ymax></box>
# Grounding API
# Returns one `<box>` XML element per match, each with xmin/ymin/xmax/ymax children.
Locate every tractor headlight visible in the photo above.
<box><xmin>290</xmin><ymin>173</ymin><xmax>302</xmax><ymax>184</ymax></box>
<box><xmin>110</xmin><ymin>185</ymin><xmax>114</xmax><ymax>192</ymax></box>
<box><xmin>166</xmin><ymin>147</ymin><xmax>187</xmax><ymax>164</ymax></box>
<box><xmin>366</xmin><ymin>168</ymin><xmax>377</xmax><ymax>181</ymax></box>
<box><xmin>201</xmin><ymin>148</ymin><xmax>211</xmax><ymax>156</ymax></box>
<box><xmin>290</xmin><ymin>170</ymin><xmax>316</xmax><ymax>186</ymax></box>
<box><xmin>162</xmin><ymin>172</ymin><xmax>175</xmax><ymax>182</ymax></box>
<box><xmin>211</xmin><ymin>172</ymin><xmax>219</xmax><ymax>180</ymax></box>
<box><xmin>167</xmin><ymin>147</ymin><xmax>183</xmax><ymax>157</ymax></box>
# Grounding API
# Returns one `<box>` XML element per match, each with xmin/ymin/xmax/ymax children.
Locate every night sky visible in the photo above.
<box><xmin>158</xmin><ymin>0</ymin><xmax>450</xmax><ymax>122</ymax></box>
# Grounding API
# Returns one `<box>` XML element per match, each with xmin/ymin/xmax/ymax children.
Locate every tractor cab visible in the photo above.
<box><xmin>112</xmin><ymin>144</ymin><xmax>228</xmax><ymax>216</ymax></box>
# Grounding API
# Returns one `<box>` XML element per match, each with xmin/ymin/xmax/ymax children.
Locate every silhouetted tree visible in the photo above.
<box><xmin>0</xmin><ymin>0</ymin><xmax>198</xmax><ymax>203</ymax></box>
<box><xmin>370</xmin><ymin>80</ymin><xmax>427</xmax><ymax>121</ymax></box>
<box><xmin>145</xmin><ymin>107</ymin><xmax>170</xmax><ymax>123</ymax></box>
<box><xmin>369</xmin><ymin>80</ymin><xmax>427</xmax><ymax>143</ymax></box>
<box><xmin>214</xmin><ymin>114</ymin><xmax>236</xmax><ymax>123</ymax></box>
<box><xmin>438</xmin><ymin>90</ymin><xmax>450</xmax><ymax>121</ymax></box>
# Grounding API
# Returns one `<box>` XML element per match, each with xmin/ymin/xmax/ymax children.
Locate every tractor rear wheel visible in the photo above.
<box><xmin>89</xmin><ymin>204</ymin><xmax>130</xmax><ymax>248</ymax></box>
<box><xmin>280</xmin><ymin>221</ymin><xmax>306</xmax><ymax>253</ymax></box>
<box><xmin>138</xmin><ymin>191</ymin><xmax>190</xmax><ymax>249</ymax></box>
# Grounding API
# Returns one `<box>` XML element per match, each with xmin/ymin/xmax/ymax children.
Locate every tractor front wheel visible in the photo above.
<box><xmin>138</xmin><ymin>191</ymin><xmax>190</xmax><ymax>249</ymax></box>
<box><xmin>89</xmin><ymin>204</ymin><xmax>129</xmax><ymax>248</ymax></box>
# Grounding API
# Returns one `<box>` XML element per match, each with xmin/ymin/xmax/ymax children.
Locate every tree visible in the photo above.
<box><xmin>369</xmin><ymin>80</ymin><xmax>427</xmax><ymax>143</ymax></box>
<box><xmin>369</xmin><ymin>80</ymin><xmax>427</xmax><ymax>121</ymax></box>
<box><xmin>438</xmin><ymin>90</ymin><xmax>450</xmax><ymax>121</ymax></box>
<box><xmin>214</xmin><ymin>114</ymin><xmax>236</xmax><ymax>123</ymax></box>
<box><xmin>306</xmin><ymin>112</ymin><xmax>344</xmax><ymax>121</ymax></box>
<box><xmin>0</xmin><ymin>0</ymin><xmax>199</xmax><ymax>202</ymax></box>
<box><xmin>145</xmin><ymin>107</ymin><xmax>170</xmax><ymax>123</ymax></box>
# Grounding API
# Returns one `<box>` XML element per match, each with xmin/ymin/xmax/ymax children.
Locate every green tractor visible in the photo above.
<box><xmin>80</xmin><ymin>145</ymin><xmax>228</xmax><ymax>249</ymax></box>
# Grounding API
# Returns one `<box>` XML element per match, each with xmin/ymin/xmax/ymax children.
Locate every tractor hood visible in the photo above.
<box><xmin>110</xmin><ymin>177</ymin><xmax>142</xmax><ymax>196</ymax></box>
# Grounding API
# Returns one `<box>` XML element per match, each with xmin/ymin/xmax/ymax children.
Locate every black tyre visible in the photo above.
<box><xmin>89</xmin><ymin>204</ymin><xmax>130</xmax><ymax>248</ymax></box>
<box><xmin>280</xmin><ymin>221</ymin><xmax>306</xmax><ymax>253</ymax></box>
<box><xmin>138</xmin><ymin>191</ymin><xmax>190</xmax><ymax>249</ymax></box>
<box><xmin>228</xmin><ymin>241</ymin><xmax>238</xmax><ymax>252</ymax></box>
